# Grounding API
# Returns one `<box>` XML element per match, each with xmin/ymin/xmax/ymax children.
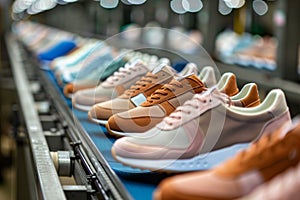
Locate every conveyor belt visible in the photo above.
<box><xmin>41</xmin><ymin>55</ymin><xmax>167</xmax><ymax>200</ymax></box>
<box><xmin>34</xmin><ymin>45</ymin><xmax>168</xmax><ymax>200</ymax></box>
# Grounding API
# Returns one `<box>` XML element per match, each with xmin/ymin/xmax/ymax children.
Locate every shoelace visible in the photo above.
<box><xmin>123</xmin><ymin>72</ymin><xmax>158</xmax><ymax>97</ymax></box>
<box><xmin>146</xmin><ymin>79</ymin><xmax>184</xmax><ymax>104</ymax></box>
<box><xmin>164</xmin><ymin>87</ymin><xmax>231</xmax><ymax>126</ymax></box>
<box><xmin>105</xmin><ymin>62</ymin><xmax>143</xmax><ymax>85</ymax></box>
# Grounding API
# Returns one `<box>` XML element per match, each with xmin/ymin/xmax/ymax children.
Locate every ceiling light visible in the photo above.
<box><xmin>127</xmin><ymin>0</ymin><xmax>146</xmax><ymax>5</ymax></box>
<box><xmin>253</xmin><ymin>0</ymin><xmax>269</xmax><ymax>16</ymax></box>
<box><xmin>100</xmin><ymin>0</ymin><xmax>119</xmax><ymax>8</ymax></box>
<box><xmin>218</xmin><ymin>0</ymin><xmax>232</xmax><ymax>15</ymax></box>
<box><xmin>224</xmin><ymin>0</ymin><xmax>245</xmax><ymax>8</ymax></box>
<box><xmin>182</xmin><ymin>0</ymin><xmax>203</xmax><ymax>13</ymax></box>
<box><xmin>170</xmin><ymin>0</ymin><xmax>186</xmax><ymax>14</ymax></box>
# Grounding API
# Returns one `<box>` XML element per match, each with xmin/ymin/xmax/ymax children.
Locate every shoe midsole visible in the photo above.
<box><xmin>73</xmin><ymin>103</ymin><xmax>92</xmax><ymax>112</ymax></box>
<box><xmin>114</xmin><ymin>143</ymin><xmax>249</xmax><ymax>172</ymax></box>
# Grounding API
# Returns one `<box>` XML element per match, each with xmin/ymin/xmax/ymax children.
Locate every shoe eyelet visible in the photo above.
<box><xmin>209</xmin><ymin>99</ymin><xmax>213</xmax><ymax>102</ymax></box>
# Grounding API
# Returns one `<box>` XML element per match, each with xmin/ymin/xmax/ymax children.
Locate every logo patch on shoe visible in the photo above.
<box><xmin>130</xmin><ymin>93</ymin><xmax>147</xmax><ymax>107</ymax></box>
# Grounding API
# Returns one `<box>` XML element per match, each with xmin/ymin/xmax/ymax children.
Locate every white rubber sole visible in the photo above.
<box><xmin>73</xmin><ymin>103</ymin><xmax>93</xmax><ymax>112</ymax></box>
<box><xmin>108</xmin><ymin>129</ymin><xmax>127</xmax><ymax>137</ymax></box>
<box><xmin>114</xmin><ymin>143</ymin><xmax>249</xmax><ymax>172</ymax></box>
<box><xmin>89</xmin><ymin>117</ymin><xmax>108</xmax><ymax>125</ymax></box>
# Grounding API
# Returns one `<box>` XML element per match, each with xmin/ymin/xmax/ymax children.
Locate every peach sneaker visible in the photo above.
<box><xmin>112</xmin><ymin>88</ymin><xmax>290</xmax><ymax>172</ymax></box>
<box><xmin>88</xmin><ymin>64</ymin><xmax>204</xmax><ymax>125</ymax></box>
<box><xmin>106</xmin><ymin>72</ymin><xmax>240</xmax><ymax>136</ymax></box>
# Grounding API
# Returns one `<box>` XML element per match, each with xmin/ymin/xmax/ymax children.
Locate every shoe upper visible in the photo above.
<box><xmin>63</xmin><ymin>53</ymin><xmax>130</xmax><ymax>97</ymax></box>
<box><xmin>51</xmin><ymin>41</ymin><xmax>102</xmax><ymax>71</ymax></box>
<box><xmin>106</xmin><ymin>71</ymin><xmax>238</xmax><ymax>134</ymax></box>
<box><xmin>240</xmin><ymin>155</ymin><xmax>300</xmax><ymax>200</ymax></box>
<box><xmin>72</xmin><ymin>58</ymin><xmax>160</xmax><ymax>109</ymax></box>
<box><xmin>107</xmin><ymin>73</ymin><xmax>210</xmax><ymax>133</ymax></box>
<box><xmin>56</xmin><ymin>45</ymin><xmax>113</xmax><ymax>84</ymax></box>
<box><xmin>88</xmin><ymin>63</ymin><xmax>199</xmax><ymax>121</ymax></box>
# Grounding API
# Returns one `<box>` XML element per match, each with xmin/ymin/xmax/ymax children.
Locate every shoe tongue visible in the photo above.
<box><xmin>151</xmin><ymin>63</ymin><xmax>176</xmax><ymax>76</ymax></box>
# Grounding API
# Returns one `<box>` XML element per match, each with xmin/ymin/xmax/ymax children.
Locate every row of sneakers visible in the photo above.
<box><xmin>14</xmin><ymin>21</ymin><xmax>168</xmax><ymax>91</ymax></box>
<box><xmin>16</xmin><ymin>21</ymin><xmax>298</xmax><ymax>200</ymax></box>
<box><xmin>216</xmin><ymin>30</ymin><xmax>278</xmax><ymax>71</ymax></box>
<box><xmin>107</xmin><ymin>70</ymin><xmax>289</xmax><ymax>172</ymax></box>
<box><xmin>64</xmin><ymin>51</ymin><xmax>291</xmax><ymax>175</ymax></box>
<box><xmin>76</xmin><ymin>53</ymin><xmax>299</xmax><ymax>200</ymax></box>
<box><xmin>72</xmin><ymin>58</ymin><xmax>295</xmax><ymax>200</ymax></box>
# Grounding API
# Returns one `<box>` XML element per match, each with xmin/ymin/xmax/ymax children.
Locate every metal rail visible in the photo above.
<box><xmin>5</xmin><ymin>33</ymin><xmax>66</xmax><ymax>200</ymax></box>
<box><xmin>37</xmin><ymin>56</ymin><xmax>132</xmax><ymax>200</ymax></box>
<box><xmin>19</xmin><ymin>37</ymin><xmax>132</xmax><ymax>199</ymax></box>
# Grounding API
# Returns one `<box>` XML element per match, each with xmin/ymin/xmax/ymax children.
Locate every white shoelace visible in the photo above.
<box><xmin>163</xmin><ymin>87</ymin><xmax>230</xmax><ymax>126</ymax></box>
<box><xmin>105</xmin><ymin>61</ymin><xmax>143</xmax><ymax>85</ymax></box>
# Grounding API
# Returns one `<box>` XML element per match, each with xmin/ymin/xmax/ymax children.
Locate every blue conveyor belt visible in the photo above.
<box><xmin>44</xmin><ymin>70</ymin><xmax>167</xmax><ymax>200</ymax></box>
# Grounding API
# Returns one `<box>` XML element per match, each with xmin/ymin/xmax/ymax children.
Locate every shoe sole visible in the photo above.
<box><xmin>73</xmin><ymin>102</ymin><xmax>93</xmax><ymax>112</ymax></box>
<box><xmin>65</xmin><ymin>93</ymin><xmax>73</xmax><ymax>99</ymax></box>
<box><xmin>89</xmin><ymin>117</ymin><xmax>108</xmax><ymax>125</ymax></box>
<box><xmin>112</xmin><ymin>143</ymin><xmax>249</xmax><ymax>172</ymax></box>
<box><xmin>105</xmin><ymin>123</ymin><xmax>126</xmax><ymax>137</ymax></box>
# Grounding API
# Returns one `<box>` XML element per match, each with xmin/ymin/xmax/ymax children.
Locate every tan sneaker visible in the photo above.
<box><xmin>88</xmin><ymin>64</ymin><xmax>204</xmax><ymax>125</ymax></box>
<box><xmin>240</xmin><ymin>149</ymin><xmax>300</xmax><ymax>200</ymax></box>
<box><xmin>72</xmin><ymin>58</ymin><xmax>164</xmax><ymax>111</ymax></box>
<box><xmin>111</xmin><ymin>88</ymin><xmax>290</xmax><ymax>172</ymax></box>
<box><xmin>153</xmin><ymin>120</ymin><xmax>299</xmax><ymax>200</ymax></box>
<box><xmin>106</xmin><ymin>72</ymin><xmax>240</xmax><ymax>136</ymax></box>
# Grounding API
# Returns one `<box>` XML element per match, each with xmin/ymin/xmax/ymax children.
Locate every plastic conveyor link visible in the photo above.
<box><xmin>70</xmin><ymin>141</ymin><xmax>110</xmax><ymax>200</ymax></box>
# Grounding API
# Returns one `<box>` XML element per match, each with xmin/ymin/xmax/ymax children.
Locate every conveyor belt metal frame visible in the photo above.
<box><xmin>6</xmin><ymin>33</ymin><xmax>132</xmax><ymax>200</ymax></box>
<box><xmin>6</xmin><ymin>33</ymin><xmax>67</xmax><ymax>200</ymax></box>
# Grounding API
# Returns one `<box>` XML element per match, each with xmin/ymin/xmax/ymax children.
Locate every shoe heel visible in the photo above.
<box><xmin>257</xmin><ymin>111</ymin><xmax>291</xmax><ymax>140</ymax></box>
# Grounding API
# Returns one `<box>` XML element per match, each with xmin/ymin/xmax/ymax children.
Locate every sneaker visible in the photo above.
<box><xmin>111</xmin><ymin>88</ymin><xmax>290</xmax><ymax>172</ymax></box>
<box><xmin>72</xmin><ymin>57</ymin><xmax>167</xmax><ymax>111</ymax></box>
<box><xmin>88</xmin><ymin>63</ymin><xmax>201</xmax><ymax>124</ymax></box>
<box><xmin>50</xmin><ymin>41</ymin><xmax>103</xmax><ymax>71</ymax></box>
<box><xmin>55</xmin><ymin>45</ymin><xmax>113</xmax><ymax>85</ymax></box>
<box><xmin>106</xmin><ymin>72</ymin><xmax>240</xmax><ymax>136</ymax></box>
<box><xmin>63</xmin><ymin>51</ymin><xmax>133</xmax><ymax>98</ymax></box>
<box><xmin>240</xmin><ymin>152</ymin><xmax>300</xmax><ymax>200</ymax></box>
<box><xmin>153</xmin><ymin>120</ymin><xmax>300</xmax><ymax>200</ymax></box>
<box><xmin>38</xmin><ymin>40</ymin><xmax>77</xmax><ymax>61</ymax></box>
